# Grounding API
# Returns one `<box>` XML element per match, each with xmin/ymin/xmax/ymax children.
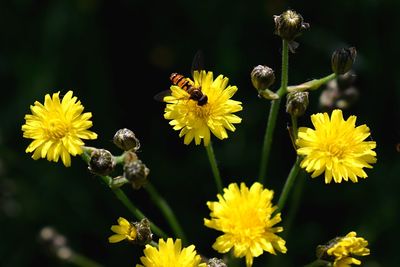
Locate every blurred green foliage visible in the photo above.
<box><xmin>1</xmin><ymin>0</ymin><xmax>399</xmax><ymax>266</ymax></box>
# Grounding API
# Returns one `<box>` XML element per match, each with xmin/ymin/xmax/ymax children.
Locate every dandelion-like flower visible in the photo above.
<box><xmin>296</xmin><ymin>109</ymin><xmax>376</xmax><ymax>183</ymax></box>
<box><xmin>163</xmin><ymin>71</ymin><xmax>242</xmax><ymax>145</ymax></box>
<box><xmin>204</xmin><ymin>182</ymin><xmax>287</xmax><ymax>267</ymax></box>
<box><xmin>136</xmin><ymin>238</ymin><xmax>206</xmax><ymax>267</ymax></box>
<box><xmin>22</xmin><ymin>91</ymin><xmax>97</xmax><ymax>167</ymax></box>
<box><xmin>320</xmin><ymin>231</ymin><xmax>370</xmax><ymax>267</ymax></box>
<box><xmin>108</xmin><ymin>217</ymin><xmax>137</xmax><ymax>243</ymax></box>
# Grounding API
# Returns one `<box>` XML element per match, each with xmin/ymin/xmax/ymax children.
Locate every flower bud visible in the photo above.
<box><xmin>207</xmin><ymin>257</ymin><xmax>227</xmax><ymax>267</ymax></box>
<box><xmin>123</xmin><ymin>160</ymin><xmax>150</xmax><ymax>189</ymax></box>
<box><xmin>132</xmin><ymin>218</ymin><xmax>153</xmax><ymax>245</ymax></box>
<box><xmin>331</xmin><ymin>47</ymin><xmax>357</xmax><ymax>75</ymax></box>
<box><xmin>88</xmin><ymin>149</ymin><xmax>115</xmax><ymax>176</ymax></box>
<box><xmin>113</xmin><ymin>128</ymin><xmax>140</xmax><ymax>152</ymax></box>
<box><xmin>251</xmin><ymin>65</ymin><xmax>275</xmax><ymax>91</ymax></box>
<box><xmin>273</xmin><ymin>10</ymin><xmax>309</xmax><ymax>41</ymax></box>
<box><xmin>286</xmin><ymin>91</ymin><xmax>309</xmax><ymax>117</ymax></box>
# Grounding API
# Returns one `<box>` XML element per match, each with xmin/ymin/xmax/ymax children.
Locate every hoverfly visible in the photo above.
<box><xmin>154</xmin><ymin>50</ymin><xmax>208</xmax><ymax>106</ymax></box>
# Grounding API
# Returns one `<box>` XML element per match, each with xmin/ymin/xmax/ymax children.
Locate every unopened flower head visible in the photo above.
<box><xmin>286</xmin><ymin>91</ymin><xmax>309</xmax><ymax>117</ymax></box>
<box><xmin>250</xmin><ymin>65</ymin><xmax>275</xmax><ymax>91</ymax></box>
<box><xmin>331</xmin><ymin>47</ymin><xmax>357</xmax><ymax>75</ymax></box>
<box><xmin>163</xmin><ymin>70</ymin><xmax>242</xmax><ymax>146</ymax></box>
<box><xmin>317</xmin><ymin>231</ymin><xmax>370</xmax><ymax>267</ymax></box>
<box><xmin>108</xmin><ymin>217</ymin><xmax>138</xmax><ymax>243</ymax></box>
<box><xmin>204</xmin><ymin>182</ymin><xmax>287</xmax><ymax>267</ymax></box>
<box><xmin>296</xmin><ymin>109</ymin><xmax>377</xmax><ymax>183</ymax></box>
<box><xmin>136</xmin><ymin>238</ymin><xmax>206</xmax><ymax>267</ymax></box>
<box><xmin>113</xmin><ymin>128</ymin><xmax>140</xmax><ymax>151</ymax></box>
<box><xmin>274</xmin><ymin>9</ymin><xmax>309</xmax><ymax>41</ymax></box>
<box><xmin>88</xmin><ymin>149</ymin><xmax>115</xmax><ymax>176</ymax></box>
<box><xmin>22</xmin><ymin>91</ymin><xmax>97</xmax><ymax>167</ymax></box>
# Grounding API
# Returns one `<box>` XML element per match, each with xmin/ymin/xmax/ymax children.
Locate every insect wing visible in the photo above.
<box><xmin>153</xmin><ymin>89</ymin><xmax>172</xmax><ymax>102</ymax></box>
<box><xmin>191</xmin><ymin>50</ymin><xmax>206</xmax><ymax>88</ymax></box>
<box><xmin>191</xmin><ymin>50</ymin><xmax>204</xmax><ymax>77</ymax></box>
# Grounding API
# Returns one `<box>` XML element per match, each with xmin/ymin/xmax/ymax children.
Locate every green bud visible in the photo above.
<box><xmin>331</xmin><ymin>47</ymin><xmax>357</xmax><ymax>75</ymax></box>
<box><xmin>286</xmin><ymin>91</ymin><xmax>309</xmax><ymax>117</ymax></box>
<box><xmin>274</xmin><ymin>10</ymin><xmax>309</xmax><ymax>41</ymax></box>
<box><xmin>123</xmin><ymin>159</ymin><xmax>150</xmax><ymax>190</ymax></box>
<box><xmin>88</xmin><ymin>149</ymin><xmax>115</xmax><ymax>176</ymax></box>
<box><xmin>113</xmin><ymin>128</ymin><xmax>140</xmax><ymax>151</ymax></box>
<box><xmin>251</xmin><ymin>65</ymin><xmax>275</xmax><ymax>91</ymax></box>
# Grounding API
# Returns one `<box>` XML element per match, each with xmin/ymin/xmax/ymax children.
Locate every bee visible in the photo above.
<box><xmin>154</xmin><ymin>50</ymin><xmax>208</xmax><ymax>106</ymax></box>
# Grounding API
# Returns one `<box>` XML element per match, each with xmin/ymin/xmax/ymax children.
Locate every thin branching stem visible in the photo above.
<box><xmin>258</xmin><ymin>39</ymin><xmax>289</xmax><ymax>183</ymax></box>
<box><xmin>205</xmin><ymin>142</ymin><xmax>223</xmax><ymax>194</ymax></box>
<box><xmin>144</xmin><ymin>182</ymin><xmax>187</xmax><ymax>244</ymax></box>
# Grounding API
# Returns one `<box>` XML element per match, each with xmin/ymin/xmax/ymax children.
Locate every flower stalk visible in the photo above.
<box><xmin>258</xmin><ymin>39</ymin><xmax>289</xmax><ymax>183</ymax></box>
<box><xmin>277</xmin><ymin>156</ymin><xmax>302</xmax><ymax>212</ymax></box>
<box><xmin>80</xmin><ymin>151</ymin><xmax>167</xmax><ymax>239</ymax></box>
<box><xmin>287</xmin><ymin>73</ymin><xmax>337</xmax><ymax>92</ymax></box>
<box><xmin>205</xmin><ymin>143</ymin><xmax>223</xmax><ymax>194</ymax></box>
<box><xmin>144</xmin><ymin>182</ymin><xmax>188</xmax><ymax>245</ymax></box>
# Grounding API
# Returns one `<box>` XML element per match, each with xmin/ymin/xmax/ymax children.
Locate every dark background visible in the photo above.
<box><xmin>1</xmin><ymin>0</ymin><xmax>399</xmax><ymax>266</ymax></box>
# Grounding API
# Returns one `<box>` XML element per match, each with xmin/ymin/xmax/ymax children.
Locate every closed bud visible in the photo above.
<box><xmin>251</xmin><ymin>65</ymin><xmax>275</xmax><ymax>91</ymax></box>
<box><xmin>132</xmin><ymin>218</ymin><xmax>153</xmax><ymax>245</ymax></box>
<box><xmin>123</xmin><ymin>160</ymin><xmax>150</xmax><ymax>190</ymax></box>
<box><xmin>88</xmin><ymin>149</ymin><xmax>115</xmax><ymax>176</ymax></box>
<box><xmin>207</xmin><ymin>257</ymin><xmax>227</xmax><ymax>267</ymax></box>
<box><xmin>316</xmin><ymin>236</ymin><xmax>341</xmax><ymax>261</ymax></box>
<box><xmin>274</xmin><ymin>10</ymin><xmax>309</xmax><ymax>41</ymax></box>
<box><xmin>113</xmin><ymin>128</ymin><xmax>140</xmax><ymax>151</ymax></box>
<box><xmin>331</xmin><ymin>47</ymin><xmax>357</xmax><ymax>75</ymax></box>
<box><xmin>286</xmin><ymin>91</ymin><xmax>309</xmax><ymax>117</ymax></box>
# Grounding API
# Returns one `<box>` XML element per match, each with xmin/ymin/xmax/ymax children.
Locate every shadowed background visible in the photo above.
<box><xmin>1</xmin><ymin>0</ymin><xmax>399</xmax><ymax>266</ymax></box>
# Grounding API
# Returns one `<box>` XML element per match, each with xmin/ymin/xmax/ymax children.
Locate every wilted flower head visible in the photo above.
<box><xmin>296</xmin><ymin>109</ymin><xmax>377</xmax><ymax>183</ymax></box>
<box><xmin>204</xmin><ymin>182</ymin><xmax>287</xmax><ymax>267</ymax></box>
<box><xmin>22</xmin><ymin>91</ymin><xmax>97</xmax><ymax>167</ymax></box>
<box><xmin>136</xmin><ymin>238</ymin><xmax>206</xmax><ymax>267</ymax></box>
<box><xmin>163</xmin><ymin>70</ymin><xmax>242</xmax><ymax>145</ymax></box>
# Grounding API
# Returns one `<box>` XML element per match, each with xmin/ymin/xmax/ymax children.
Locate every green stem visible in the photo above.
<box><xmin>287</xmin><ymin>73</ymin><xmax>337</xmax><ymax>92</ymax></box>
<box><xmin>144</xmin><ymin>182</ymin><xmax>187</xmax><ymax>244</ymax></box>
<box><xmin>281</xmin><ymin>170</ymin><xmax>305</xmax><ymax>239</ymax></box>
<box><xmin>205</xmin><ymin>142</ymin><xmax>223</xmax><ymax>194</ymax></box>
<box><xmin>80</xmin><ymin>151</ymin><xmax>168</xmax><ymax>239</ymax></box>
<box><xmin>258</xmin><ymin>39</ymin><xmax>289</xmax><ymax>183</ymax></box>
<box><xmin>102</xmin><ymin>177</ymin><xmax>168</xmax><ymax>239</ymax></box>
<box><xmin>277</xmin><ymin>156</ymin><xmax>302</xmax><ymax>212</ymax></box>
<box><xmin>69</xmin><ymin>253</ymin><xmax>104</xmax><ymax>267</ymax></box>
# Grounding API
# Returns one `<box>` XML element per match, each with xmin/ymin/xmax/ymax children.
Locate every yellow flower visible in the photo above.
<box><xmin>327</xmin><ymin>231</ymin><xmax>370</xmax><ymax>267</ymax></box>
<box><xmin>22</xmin><ymin>90</ymin><xmax>97</xmax><ymax>167</ymax></box>
<box><xmin>163</xmin><ymin>70</ymin><xmax>242</xmax><ymax>145</ymax></box>
<box><xmin>136</xmin><ymin>238</ymin><xmax>206</xmax><ymax>267</ymax></box>
<box><xmin>296</xmin><ymin>109</ymin><xmax>377</xmax><ymax>183</ymax></box>
<box><xmin>204</xmin><ymin>182</ymin><xmax>287</xmax><ymax>267</ymax></box>
<box><xmin>108</xmin><ymin>217</ymin><xmax>137</xmax><ymax>243</ymax></box>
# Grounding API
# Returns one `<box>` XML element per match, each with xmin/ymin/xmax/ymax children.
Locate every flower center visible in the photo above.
<box><xmin>45</xmin><ymin>118</ymin><xmax>70</xmax><ymax>139</ymax></box>
<box><xmin>325</xmin><ymin>141</ymin><xmax>346</xmax><ymax>159</ymax></box>
<box><xmin>192</xmin><ymin>103</ymin><xmax>211</xmax><ymax>119</ymax></box>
